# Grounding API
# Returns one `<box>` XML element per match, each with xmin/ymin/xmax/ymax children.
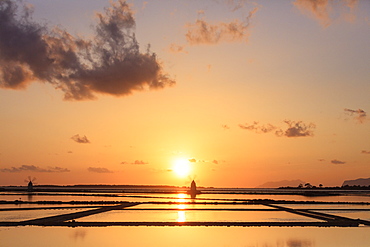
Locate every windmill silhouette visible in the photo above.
<box><xmin>187</xmin><ymin>175</ymin><xmax>201</xmax><ymax>199</ymax></box>
<box><xmin>25</xmin><ymin>176</ymin><xmax>36</xmax><ymax>192</ymax></box>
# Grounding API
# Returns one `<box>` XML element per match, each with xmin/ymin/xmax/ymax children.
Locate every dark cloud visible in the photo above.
<box><xmin>0</xmin><ymin>0</ymin><xmax>175</xmax><ymax>100</ymax></box>
<box><xmin>87</xmin><ymin>167</ymin><xmax>113</xmax><ymax>173</ymax></box>
<box><xmin>0</xmin><ymin>165</ymin><xmax>70</xmax><ymax>173</ymax></box>
<box><xmin>189</xmin><ymin>158</ymin><xmax>197</xmax><ymax>163</ymax></box>
<box><xmin>212</xmin><ymin>160</ymin><xmax>219</xmax><ymax>164</ymax></box>
<box><xmin>282</xmin><ymin>120</ymin><xmax>316</xmax><ymax>137</ymax></box>
<box><xmin>361</xmin><ymin>150</ymin><xmax>370</xmax><ymax>154</ymax></box>
<box><xmin>344</xmin><ymin>108</ymin><xmax>367</xmax><ymax>123</ymax></box>
<box><xmin>331</xmin><ymin>159</ymin><xmax>346</xmax><ymax>164</ymax></box>
<box><xmin>239</xmin><ymin>120</ymin><xmax>315</xmax><ymax>137</ymax></box>
<box><xmin>71</xmin><ymin>134</ymin><xmax>90</xmax><ymax>144</ymax></box>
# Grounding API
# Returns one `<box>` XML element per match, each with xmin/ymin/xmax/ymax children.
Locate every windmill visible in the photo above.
<box><xmin>187</xmin><ymin>175</ymin><xmax>201</xmax><ymax>198</ymax></box>
<box><xmin>25</xmin><ymin>176</ymin><xmax>36</xmax><ymax>192</ymax></box>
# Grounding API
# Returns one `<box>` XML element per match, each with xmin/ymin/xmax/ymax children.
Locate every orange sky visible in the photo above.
<box><xmin>0</xmin><ymin>0</ymin><xmax>369</xmax><ymax>187</ymax></box>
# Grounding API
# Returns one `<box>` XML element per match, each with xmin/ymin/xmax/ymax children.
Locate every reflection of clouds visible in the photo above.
<box><xmin>286</xmin><ymin>239</ymin><xmax>314</xmax><ymax>247</ymax></box>
<box><xmin>70</xmin><ymin>229</ymin><xmax>87</xmax><ymax>241</ymax></box>
<box><xmin>267</xmin><ymin>239</ymin><xmax>314</xmax><ymax>247</ymax></box>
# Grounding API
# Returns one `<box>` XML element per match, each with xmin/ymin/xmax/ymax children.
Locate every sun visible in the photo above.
<box><xmin>173</xmin><ymin>158</ymin><xmax>191</xmax><ymax>178</ymax></box>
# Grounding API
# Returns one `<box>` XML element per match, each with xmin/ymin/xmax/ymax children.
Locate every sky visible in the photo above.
<box><xmin>0</xmin><ymin>0</ymin><xmax>369</xmax><ymax>187</ymax></box>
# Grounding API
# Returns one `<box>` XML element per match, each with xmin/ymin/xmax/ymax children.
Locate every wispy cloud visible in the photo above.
<box><xmin>0</xmin><ymin>0</ymin><xmax>175</xmax><ymax>100</ymax></box>
<box><xmin>221</xmin><ymin>124</ymin><xmax>230</xmax><ymax>130</ymax></box>
<box><xmin>71</xmin><ymin>134</ymin><xmax>90</xmax><ymax>144</ymax></box>
<box><xmin>331</xmin><ymin>159</ymin><xmax>346</xmax><ymax>164</ymax></box>
<box><xmin>293</xmin><ymin>0</ymin><xmax>358</xmax><ymax>27</ymax></box>
<box><xmin>361</xmin><ymin>150</ymin><xmax>370</xmax><ymax>154</ymax></box>
<box><xmin>185</xmin><ymin>7</ymin><xmax>258</xmax><ymax>46</ymax></box>
<box><xmin>131</xmin><ymin>160</ymin><xmax>148</xmax><ymax>165</ymax></box>
<box><xmin>121</xmin><ymin>160</ymin><xmax>148</xmax><ymax>165</ymax></box>
<box><xmin>239</xmin><ymin>120</ymin><xmax>316</xmax><ymax>137</ymax></box>
<box><xmin>168</xmin><ymin>43</ymin><xmax>188</xmax><ymax>54</ymax></box>
<box><xmin>222</xmin><ymin>0</ymin><xmax>250</xmax><ymax>12</ymax></box>
<box><xmin>0</xmin><ymin>165</ymin><xmax>70</xmax><ymax>173</ymax></box>
<box><xmin>344</xmin><ymin>108</ymin><xmax>367</xmax><ymax>123</ymax></box>
<box><xmin>87</xmin><ymin>167</ymin><xmax>113</xmax><ymax>173</ymax></box>
<box><xmin>239</xmin><ymin>121</ymin><xmax>279</xmax><ymax>134</ymax></box>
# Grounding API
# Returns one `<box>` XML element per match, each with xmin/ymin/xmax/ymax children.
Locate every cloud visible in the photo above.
<box><xmin>212</xmin><ymin>160</ymin><xmax>219</xmax><ymax>164</ymax></box>
<box><xmin>71</xmin><ymin>134</ymin><xmax>90</xmax><ymax>144</ymax></box>
<box><xmin>239</xmin><ymin>120</ymin><xmax>316</xmax><ymax>137</ymax></box>
<box><xmin>239</xmin><ymin>121</ymin><xmax>279</xmax><ymax>134</ymax></box>
<box><xmin>0</xmin><ymin>0</ymin><xmax>175</xmax><ymax>100</ymax></box>
<box><xmin>221</xmin><ymin>124</ymin><xmax>230</xmax><ymax>130</ymax></box>
<box><xmin>87</xmin><ymin>167</ymin><xmax>113</xmax><ymax>173</ymax></box>
<box><xmin>331</xmin><ymin>159</ymin><xmax>346</xmax><ymax>164</ymax></box>
<box><xmin>361</xmin><ymin>150</ymin><xmax>370</xmax><ymax>154</ymax></box>
<box><xmin>189</xmin><ymin>158</ymin><xmax>197</xmax><ymax>163</ymax></box>
<box><xmin>0</xmin><ymin>165</ymin><xmax>70</xmax><ymax>173</ymax></box>
<box><xmin>282</xmin><ymin>120</ymin><xmax>316</xmax><ymax>137</ymax></box>
<box><xmin>185</xmin><ymin>7</ymin><xmax>258</xmax><ymax>45</ymax></box>
<box><xmin>293</xmin><ymin>0</ymin><xmax>358</xmax><ymax>27</ymax></box>
<box><xmin>223</xmin><ymin>0</ymin><xmax>250</xmax><ymax>12</ymax></box>
<box><xmin>131</xmin><ymin>160</ymin><xmax>148</xmax><ymax>165</ymax></box>
<box><xmin>168</xmin><ymin>43</ymin><xmax>188</xmax><ymax>54</ymax></box>
<box><xmin>344</xmin><ymin>108</ymin><xmax>367</xmax><ymax>123</ymax></box>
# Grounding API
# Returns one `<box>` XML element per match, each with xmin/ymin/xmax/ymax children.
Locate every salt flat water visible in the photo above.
<box><xmin>0</xmin><ymin>187</ymin><xmax>369</xmax><ymax>247</ymax></box>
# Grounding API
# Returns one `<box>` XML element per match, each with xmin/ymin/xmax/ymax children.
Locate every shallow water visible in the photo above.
<box><xmin>2</xmin><ymin>190</ymin><xmax>370</xmax><ymax>203</ymax></box>
<box><xmin>0</xmin><ymin>208</ymin><xmax>87</xmax><ymax>222</ymax></box>
<box><xmin>1</xmin><ymin>226</ymin><xmax>369</xmax><ymax>247</ymax></box>
<box><xmin>1</xmin><ymin>190</ymin><xmax>369</xmax><ymax>247</ymax></box>
<box><xmin>78</xmin><ymin>209</ymin><xmax>322</xmax><ymax>223</ymax></box>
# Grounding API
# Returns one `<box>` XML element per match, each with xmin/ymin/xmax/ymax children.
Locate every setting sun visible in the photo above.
<box><xmin>173</xmin><ymin>158</ymin><xmax>191</xmax><ymax>178</ymax></box>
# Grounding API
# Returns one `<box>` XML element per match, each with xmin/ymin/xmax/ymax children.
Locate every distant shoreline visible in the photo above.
<box><xmin>1</xmin><ymin>184</ymin><xmax>370</xmax><ymax>197</ymax></box>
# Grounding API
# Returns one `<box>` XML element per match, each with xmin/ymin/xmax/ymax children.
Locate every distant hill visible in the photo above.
<box><xmin>256</xmin><ymin>179</ymin><xmax>305</xmax><ymax>188</ymax></box>
<box><xmin>342</xmin><ymin>178</ymin><xmax>370</xmax><ymax>186</ymax></box>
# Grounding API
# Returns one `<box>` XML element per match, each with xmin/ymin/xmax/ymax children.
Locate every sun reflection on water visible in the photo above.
<box><xmin>177</xmin><ymin>211</ymin><xmax>186</xmax><ymax>222</ymax></box>
<box><xmin>177</xmin><ymin>193</ymin><xmax>187</xmax><ymax>222</ymax></box>
<box><xmin>177</xmin><ymin>193</ymin><xmax>187</xmax><ymax>203</ymax></box>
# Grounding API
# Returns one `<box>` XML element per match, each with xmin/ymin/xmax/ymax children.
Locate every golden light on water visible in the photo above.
<box><xmin>177</xmin><ymin>193</ymin><xmax>187</xmax><ymax>222</ymax></box>
<box><xmin>177</xmin><ymin>193</ymin><xmax>187</xmax><ymax>203</ymax></box>
<box><xmin>177</xmin><ymin>194</ymin><xmax>187</xmax><ymax>222</ymax></box>
<box><xmin>177</xmin><ymin>211</ymin><xmax>186</xmax><ymax>222</ymax></box>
